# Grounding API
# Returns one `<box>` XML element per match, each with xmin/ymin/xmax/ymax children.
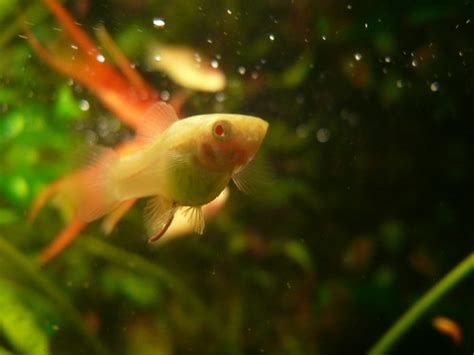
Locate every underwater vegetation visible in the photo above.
<box><xmin>0</xmin><ymin>0</ymin><xmax>473</xmax><ymax>354</ymax></box>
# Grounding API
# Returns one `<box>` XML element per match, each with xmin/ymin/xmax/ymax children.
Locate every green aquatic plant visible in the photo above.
<box><xmin>369</xmin><ymin>253</ymin><xmax>474</xmax><ymax>354</ymax></box>
<box><xmin>0</xmin><ymin>236</ymin><xmax>109</xmax><ymax>355</ymax></box>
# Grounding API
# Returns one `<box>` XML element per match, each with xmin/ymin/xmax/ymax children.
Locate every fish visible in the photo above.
<box><xmin>432</xmin><ymin>316</ymin><xmax>463</xmax><ymax>344</ymax></box>
<box><xmin>147</xmin><ymin>43</ymin><xmax>226</xmax><ymax>92</ymax></box>
<box><xmin>26</xmin><ymin>0</ymin><xmax>261</xmax><ymax>264</ymax></box>
<box><xmin>46</xmin><ymin>103</ymin><xmax>268</xmax><ymax>241</ymax></box>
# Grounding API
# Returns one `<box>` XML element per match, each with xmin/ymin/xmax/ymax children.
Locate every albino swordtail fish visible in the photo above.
<box><xmin>54</xmin><ymin>103</ymin><xmax>268</xmax><ymax>241</ymax></box>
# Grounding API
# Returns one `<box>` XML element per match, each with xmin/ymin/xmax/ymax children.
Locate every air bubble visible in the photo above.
<box><xmin>430</xmin><ymin>82</ymin><xmax>440</xmax><ymax>92</ymax></box>
<box><xmin>153</xmin><ymin>18</ymin><xmax>166</xmax><ymax>28</ymax></box>
<box><xmin>160</xmin><ymin>90</ymin><xmax>170</xmax><ymax>101</ymax></box>
<box><xmin>316</xmin><ymin>128</ymin><xmax>330</xmax><ymax>143</ymax></box>
<box><xmin>79</xmin><ymin>99</ymin><xmax>90</xmax><ymax>111</ymax></box>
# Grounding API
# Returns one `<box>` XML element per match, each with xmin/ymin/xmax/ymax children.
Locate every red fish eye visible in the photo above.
<box><xmin>214</xmin><ymin>124</ymin><xmax>225</xmax><ymax>136</ymax></box>
<box><xmin>212</xmin><ymin>120</ymin><xmax>232</xmax><ymax>141</ymax></box>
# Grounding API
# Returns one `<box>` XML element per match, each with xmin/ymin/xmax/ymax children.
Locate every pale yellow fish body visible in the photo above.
<box><xmin>147</xmin><ymin>43</ymin><xmax>226</xmax><ymax>92</ymax></box>
<box><xmin>68</xmin><ymin>103</ymin><xmax>268</xmax><ymax>239</ymax></box>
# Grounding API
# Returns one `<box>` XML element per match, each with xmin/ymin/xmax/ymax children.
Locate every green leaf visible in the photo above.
<box><xmin>0</xmin><ymin>278</ymin><xmax>49</xmax><ymax>355</ymax></box>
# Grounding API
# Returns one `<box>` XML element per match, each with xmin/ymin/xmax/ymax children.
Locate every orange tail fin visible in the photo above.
<box><xmin>38</xmin><ymin>218</ymin><xmax>85</xmax><ymax>265</ymax></box>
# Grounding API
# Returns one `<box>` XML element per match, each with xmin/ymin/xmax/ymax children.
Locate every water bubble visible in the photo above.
<box><xmin>237</xmin><ymin>66</ymin><xmax>246</xmax><ymax>75</ymax></box>
<box><xmin>268</xmin><ymin>34</ymin><xmax>275</xmax><ymax>41</ymax></box>
<box><xmin>96</xmin><ymin>54</ymin><xmax>105</xmax><ymax>63</ymax></box>
<box><xmin>430</xmin><ymin>81</ymin><xmax>440</xmax><ymax>92</ymax></box>
<box><xmin>316</xmin><ymin>128</ymin><xmax>330</xmax><ymax>143</ymax></box>
<box><xmin>215</xmin><ymin>92</ymin><xmax>226</xmax><ymax>102</ymax></box>
<box><xmin>153</xmin><ymin>54</ymin><xmax>161</xmax><ymax>62</ymax></box>
<box><xmin>160</xmin><ymin>90</ymin><xmax>170</xmax><ymax>101</ymax></box>
<box><xmin>354</xmin><ymin>53</ymin><xmax>362</xmax><ymax>61</ymax></box>
<box><xmin>79</xmin><ymin>99</ymin><xmax>90</xmax><ymax>111</ymax></box>
<box><xmin>153</xmin><ymin>18</ymin><xmax>166</xmax><ymax>28</ymax></box>
<box><xmin>210</xmin><ymin>59</ymin><xmax>219</xmax><ymax>69</ymax></box>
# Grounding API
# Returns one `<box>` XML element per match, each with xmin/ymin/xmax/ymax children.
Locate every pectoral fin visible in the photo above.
<box><xmin>232</xmin><ymin>156</ymin><xmax>273</xmax><ymax>194</ymax></box>
<box><xmin>182</xmin><ymin>206</ymin><xmax>205</xmax><ymax>234</ymax></box>
<box><xmin>144</xmin><ymin>195</ymin><xmax>178</xmax><ymax>242</ymax></box>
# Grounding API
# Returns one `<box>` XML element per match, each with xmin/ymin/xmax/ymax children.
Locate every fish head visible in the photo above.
<box><xmin>197</xmin><ymin>114</ymin><xmax>268</xmax><ymax>172</ymax></box>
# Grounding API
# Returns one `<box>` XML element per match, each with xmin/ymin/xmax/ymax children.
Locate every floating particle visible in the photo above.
<box><xmin>79</xmin><ymin>99</ymin><xmax>90</xmax><ymax>111</ymax></box>
<box><xmin>96</xmin><ymin>54</ymin><xmax>105</xmax><ymax>63</ymax></box>
<box><xmin>347</xmin><ymin>4</ymin><xmax>352</xmax><ymax>9</ymax></box>
<box><xmin>316</xmin><ymin>128</ymin><xmax>330</xmax><ymax>143</ymax></box>
<box><xmin>153</xmin><ymin>18</ymin><xmax>165</xmax><ymax>28</ymax></box>
<box><xmin>322</xmin><ymin>35</ymin><xmax>327</xmax><ymax>41</ymax></box>
<box><xmin>430</xmin><ymin>82</ymin><xmax>440</xmax><ymax>92</ymax></box>
<box><xmin>384</xmin><ymin>56</ymin><xmax>391</xmax><ymax>63</ymax></box>
<box><xmin>396</xmin><ymin>80</ymin><xmax>403</xmax><ymax>88</ymax></box>
<box><xmin>215</xmin><ymin>92</ymin><xmax>226</xmax><ymax>102</ymax></box>
<box><xmin>226</xmin><ymin>9</ymin><xmax>232</xmax><ymax>15</ymax></box>
<box><xmin>154</xmin><ymin>54</ymin><xmax>161</xmax><ymax>62</ymax></box>
<box><xmin>411</xmin><ymin>59</ymin><xmax>419</xmax><ymax>67</ymax></box>
<box><xmin>269</xmin><ymin>34</ymin><xmax>275</xmax><ymax>41</ymax></box>
<box><xmin>354</xmin><ymin>53</ymin><xmax>362</xmax><ymax>61</ymax></box>
<box><xmin>237</xmin><ymin>66</ymin><xmax>246</xmax><ymax>75</ymax></box>
<box><xmin>210</xmin><ymin>59</ymin><xmax>219</xmax><ymax>68</ymax></box>
<box><xmin>160</xmin><ymin>90</ymin><xmax>170</xmax><ymax>101</ymax></box>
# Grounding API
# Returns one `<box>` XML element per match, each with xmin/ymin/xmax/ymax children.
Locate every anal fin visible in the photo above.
<box><xmin>144</xmin><ymin>195</ymin><xmax>177</xmax><ymax>242</ymax></box>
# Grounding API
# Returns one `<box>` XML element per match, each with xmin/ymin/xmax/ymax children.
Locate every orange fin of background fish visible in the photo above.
<box><xmin>38</xmin><ymin>218</ymin><xmax>85</xmax><ymax>265</ymax></box>
<box><xmin>101</xmin><ymin>199</ymin><xmax>137</xmax><ymax>235</ymax></box>
<box><xmin>432</xmin><ymin>316</ymin><xmax>462</xmax><ymax>344</ymax></box>
<box><xmin>27</xmin><ymin>0</ymin><xmax>160</xmax><ymax>129</ymax></box>
<box><xmin>42</xmin><ymin>0</ymin><xmax>98</xmax><ymax>57</ymax></box>
<box><xmin>136</xmin><ymin>102</ymin><xmax>179</xmax><ymax>146</ymax></box>
<box><xmin>144</xmin><ymin>195</ymin><xmax>177</xmax><ymax>242</ymax></box>
<box><xmin>95</xmin><ymin>25</ymin><xmax>150</xmax><ymax>94</ymax></box>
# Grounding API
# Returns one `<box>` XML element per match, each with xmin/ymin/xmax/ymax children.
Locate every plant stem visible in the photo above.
<box><xmin>0</xmin><ymin>236</ymin><xmax>109</xmax><ymax>355</ymax></box>
<box><xmin>79</xmin><ymin>236</ymin><xmax>207</xmax><ymax>313</ymax></box>
<box><xmin>368</xmin><ymin>252</ymin><xmax>474</xmax><ymax>355</ymax></box>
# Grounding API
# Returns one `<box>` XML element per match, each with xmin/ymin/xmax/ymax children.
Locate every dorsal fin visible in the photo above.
<box><xmin>136</xmin><ymin>102</ymin><xmax>178</xmax><ymax>146</ymax></box>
